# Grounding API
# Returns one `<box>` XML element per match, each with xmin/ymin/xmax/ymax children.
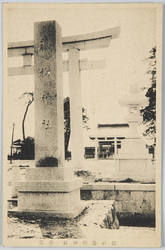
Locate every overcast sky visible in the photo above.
<box><xmin>6</xmin><ymin>4</ymin><xmax>156</xmax><ymax>151</ymax></box>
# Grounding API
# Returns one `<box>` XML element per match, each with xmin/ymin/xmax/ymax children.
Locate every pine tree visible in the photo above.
<box><xmin>64</xmin><ymin>97</ymin><xmax>89</xmax><ymax>159</ymax></box>
<box><xmin>140</xmin><ymin>47</ymin><xmax>156</xmax><ymax>143</ymax></box>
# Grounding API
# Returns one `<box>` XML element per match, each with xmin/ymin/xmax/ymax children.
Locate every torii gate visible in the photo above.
<box><xmin>8</xmin><ymin>26</ymin><xmax>120</xmax><ymax>169</ymax></box>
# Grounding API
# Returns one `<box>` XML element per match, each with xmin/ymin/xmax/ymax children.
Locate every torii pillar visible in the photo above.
<box><xmin>68</xmin><ymin>48</ymin><xmax>84</xmax><ymax>168</ymax></box>
<box><xmin>65</xmin><ymin>28</ymin><xmax>120</xmax><ymax>169</ymax></box>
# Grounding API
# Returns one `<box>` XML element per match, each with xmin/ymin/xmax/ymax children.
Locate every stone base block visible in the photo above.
<box><xmin>116</xmin><ymin>158</ymin><xmax>153</xmax><ymax>172</ymax></box>
<box><xmin>15</xmin><ymin>175</ymin><xmax>84</xmax><ymax>218</ymax></box>
<box><xmin>11</xmin><ymin>164</ymin><xmax>85</xmax><ymax>218</ymax></box>
<box><xmin>8</xmin><ymin>204</ymin><xmax>85</xmax><ymax>219</ymax></box>
<box><xmin>103</xmin><ymin>158</ymin><xmax>155</xmax><ymax>182</ymax></box>
<box><xmin>17</xmin><ymin>178</ymin><xmax>81</xmax><ymax>192</ymax></box>
<box><xmin>17</xmin><ymin>179</ymin><xmax>81</xmax><ymax>209</ymax></box>
<box><xmin>25</xmin><ymin>166</ymin><xmax>74</xmax><ymax>181</ymax></box>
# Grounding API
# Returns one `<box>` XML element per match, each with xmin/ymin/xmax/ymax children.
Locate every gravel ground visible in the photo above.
<box><xmin>7</xmin><ymin>201</ymin><xmax>155</xmax><ymax>240</ymax></box>
<box><xmin>6</xmin><ymin>160</ymin><xmax>155</xmax><ymax>240</ymax></box>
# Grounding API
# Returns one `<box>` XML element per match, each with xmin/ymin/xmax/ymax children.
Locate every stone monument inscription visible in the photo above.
<box><xmin>34</xmin><ymin>21</ymin><xmax>64</xmax><ymax>167</ymax></box>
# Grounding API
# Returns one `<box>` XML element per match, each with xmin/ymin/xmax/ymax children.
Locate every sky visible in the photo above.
<box><xmin>5</xmin><ymin>4</ymin><xmax>157</xmax><ymax>152</ymax></box>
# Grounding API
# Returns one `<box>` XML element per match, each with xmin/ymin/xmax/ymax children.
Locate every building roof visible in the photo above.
<box><xmin>88</xmin><ymin>123</ymin><xmax>129</xmax><ymax>139</ymax></box>
<box><xmin>98</xmin><ymin>123</ymin><xmax>129</xmax><ymax>128</ymax></box>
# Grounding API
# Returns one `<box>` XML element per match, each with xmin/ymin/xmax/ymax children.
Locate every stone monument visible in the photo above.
<box><xmin>14</xmin><ymin>20</ymin><xmax>83</xmax><ymax>218</ymax></box>
<box><xmin>107</xmin><ymin>84</ymin><xmax>155</xmax><ymax>182</ymax></box>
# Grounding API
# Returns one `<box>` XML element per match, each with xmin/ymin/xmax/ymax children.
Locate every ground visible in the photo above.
<box><xmin>6</xmin><ymin>159</ymin><xmax>155</xmax><ymax>241</ymax></box>
<box><xmin>7</xmin><ymin>200</ymin><xmax>155</xmax><ymax>240</ymax></box>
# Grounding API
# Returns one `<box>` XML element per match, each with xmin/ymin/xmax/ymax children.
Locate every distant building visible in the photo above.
<box><xmin>8</xmin><ymin>137</ymin><xmax>35</xmax><ymax>160</ymax></box>
<box><xmin>84</xmin><ymin>123</ymin><xmax>155</xmax><ymax>159</ymax></box>
<box><xmin>85</xmin><ymin>123</ymin><xmax>129</xmax><ymax>159</ymax></box>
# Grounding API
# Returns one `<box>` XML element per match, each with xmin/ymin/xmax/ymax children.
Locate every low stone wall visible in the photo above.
<box><xmin>81</xmin><ymin>183</ymin><xmax>155</xmax><ymax>227</ymax></box>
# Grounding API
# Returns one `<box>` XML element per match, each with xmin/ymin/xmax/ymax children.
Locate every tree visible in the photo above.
<box><xmin>64</xmin><ymin>97</ymin><xmax>89</xmax><ymax>158</ymax></box>
<box><xmin>64</xmin><ymin>97</ymin><xmax>70</xmax><ymax>158</ymax></box>
<box><xmin>140</xmin><ymin>47</ymin><xmax>156</xmax><ymax>142</ymax></box>
<box><xmin>19</xmin><ymin>94</ymin><xmax>88</xmax><ymax>158</ymax></box>
<box><xmin>19</xmin><ymin>92</ymin><xmax>34</xmax><ymax>141</ymax></box>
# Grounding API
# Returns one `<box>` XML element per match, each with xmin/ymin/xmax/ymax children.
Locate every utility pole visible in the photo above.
<box><xmin>10</xmin><ymin>123</ymin><xmax>15</xmax><ymax>164</ymax></box>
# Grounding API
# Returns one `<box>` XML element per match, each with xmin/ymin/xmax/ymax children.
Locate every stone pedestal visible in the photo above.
<box><xmin>110</xmin><ymin>138</ymin><xmax>155</xmax><ymax>182</ymax></box>
<box><xmin>16</xmin><ymin>167</ymin><xmax>83</xmax><ymax>218</ymax></box>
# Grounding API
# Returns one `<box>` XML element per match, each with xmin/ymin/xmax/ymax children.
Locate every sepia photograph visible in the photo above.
<box><xmin>3</xmin><ymin>3</ymin><xmax>162</xmax><ymax>247</ymax></box>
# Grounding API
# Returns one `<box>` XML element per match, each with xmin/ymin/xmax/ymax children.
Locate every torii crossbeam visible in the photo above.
<box><xmin>8</xmin><ymin>27</ymin><xmax>120</xmax><ymax>56</ymax></box>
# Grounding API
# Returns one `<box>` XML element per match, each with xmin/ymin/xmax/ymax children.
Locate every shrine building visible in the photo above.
<box><xmin>84</xmin><ymin>123</ymin><xmax>129</xmax><ymax>159</ymax></box>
